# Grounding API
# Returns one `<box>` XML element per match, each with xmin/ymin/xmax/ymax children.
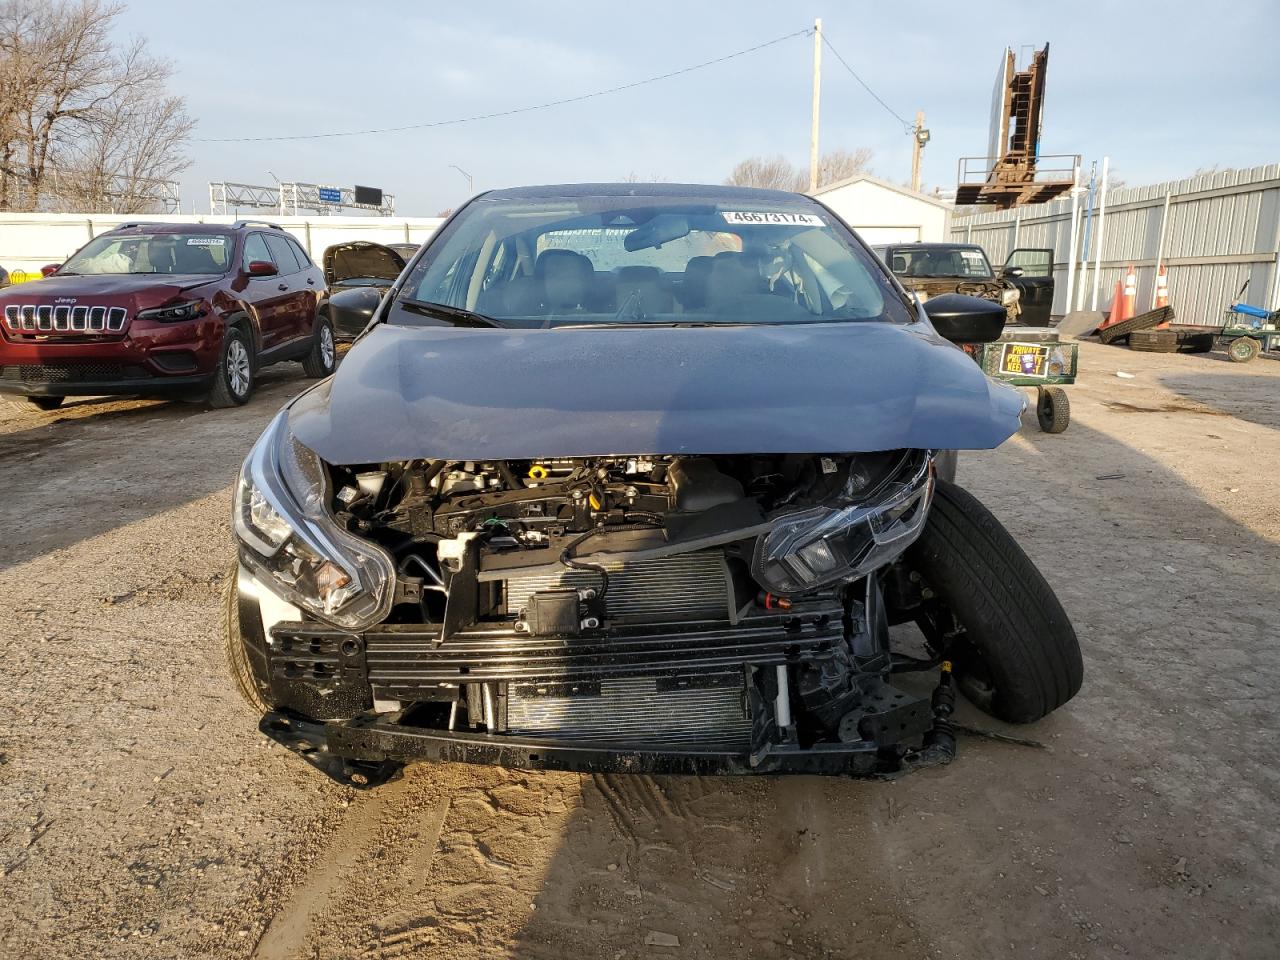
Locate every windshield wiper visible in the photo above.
<box><xmin>399</xmin><ymin>299</ymin><xmax>503</xmax><ymax>328</ymax></box>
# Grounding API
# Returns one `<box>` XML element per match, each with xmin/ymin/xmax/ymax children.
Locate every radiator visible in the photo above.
<box><xmin>501</xmin><ymin>550</ymin><xmax>733</xmax><ymax>622</ymax></box>
<box><xmin>505</xmin><ymin>674</ymin><xmax>752</xmax><ymax>749</ymax></box>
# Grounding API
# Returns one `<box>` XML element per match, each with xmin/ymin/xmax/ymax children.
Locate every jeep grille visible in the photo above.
<box><xmin>3</xmin><ymin>304</ymin><xmax>128</xmax><ymax>334</ymax></box>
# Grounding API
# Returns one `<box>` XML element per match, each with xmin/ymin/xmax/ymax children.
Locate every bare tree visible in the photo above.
<box><xmin>725</xmin><ymin>155</ymin><xmax>806</xmax><ymax>192</ymax></box>
<box><xmin>816</xmin><ymin>147</ymin><xmax>873</xmax><ymax>187</ymax></box>
<box><xmin>0</xmin><ymin>0</ymin><xmax>191</xmax><ymax>212</ymax></box>
<box><xmin>725</xmin><ymin>149</ymin><xmax>875</xmax><ymax>192</ymax></box>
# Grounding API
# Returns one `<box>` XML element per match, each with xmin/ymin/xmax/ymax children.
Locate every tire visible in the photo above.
<box><xmin>1128</xmin><ymin>329</ymin><xmax>1178</xmax><ymax>353</ymax></box>
<box><xmin>1097</xmin><ymin>306</ymin><xmax>1172</xmax><ymax>345</ymax></box>
<box><xmin>27</xmin><ymin>395</ymin><xmax>65</xmax><ymax>411</ymax></box>
<box><xmin>221</xmin><ymin>564</ymin><xmax>274</xmax><ymax>713</ymax></box>
<box><xmin>1176</xmin><ymin>332</ymin><xmax>1215</xmax><ymax>354</ymax></box>
<box><xmin>208</xmin><ymin>326</ymin><xmax>254</xmax><ymax>407</ymax></box>
<box><xmin>1228</xmin><ymin>336</ymin><xmax>1260</xmax><ymax>363</ymax></box>
<box><xmin>1035</xmin><ymin>386</ymin><xmax>1070</xmax><ymax>433</ymax></box>
<box><xmin>908</xmin><ymin>481</ymin><xmax>1083</xmax><ymax>723</ymax></box>
<box><xmin>301</xmin><ymin>312</ymin><xmax>337</xmax><ymax>379</ymax></box>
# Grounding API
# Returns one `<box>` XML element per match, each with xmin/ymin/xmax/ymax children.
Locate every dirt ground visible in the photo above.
<box><xmin>1</xmin><ymin>341</ymin><xmax>1277</xmax><ymax>960</ymax></box>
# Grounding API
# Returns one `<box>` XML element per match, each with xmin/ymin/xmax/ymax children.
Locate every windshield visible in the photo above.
<box><xmin>886</xmin><ymin>245</ymin><xmax>994</xmax><ymax>279</ymax></box>
<box><xmin>62</xmin><ymin>233</ymin><xmax>234</xmax><ymax>276</ymax></box>
<box><xmin>394</xmin><ymin>193</ymin><xmax>911</xmax><ymax>327</ymax></box>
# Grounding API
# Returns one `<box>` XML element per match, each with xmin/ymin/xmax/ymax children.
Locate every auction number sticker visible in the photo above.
<box><xmin>721</xmin><ymin>211</ymin><xmax>823</xmax><ymax>226</ymax></box>
<box><xmin>1000</xmin><ymin>343</ymin><xmax>1049</xmax><ymax>377</ymax></box>
<box><xmin>187</xmin><ymin>236</ymin><xmax>226</xmax><ymax>246</ymax></box>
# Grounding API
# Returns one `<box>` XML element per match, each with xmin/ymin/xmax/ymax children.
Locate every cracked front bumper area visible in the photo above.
<box><xmin>260</xmin><ymin>709</ymin><xmax>903</xmax><ymax>789</ymax></box>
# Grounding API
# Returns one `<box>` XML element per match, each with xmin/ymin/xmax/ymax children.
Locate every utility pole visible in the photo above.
<box><xmin>808</xmin><ymin>18</ymin><xmax>822</xmax><ymax>193</ymax></box>
<box><xmin>910</xmin><ymin>111</ymin><xmax>930</xmax><ymax>193</ymax></box>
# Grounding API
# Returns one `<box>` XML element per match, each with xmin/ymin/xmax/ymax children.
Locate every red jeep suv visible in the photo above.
<box><xmin>0</xmin><ymin>220</ymin><xmax>335</xmax><ymax>409</ymax></box>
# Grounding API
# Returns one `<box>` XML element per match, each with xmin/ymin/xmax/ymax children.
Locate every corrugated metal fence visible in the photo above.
<box><xmin>951</xmin><ymin>163</ymin><xmax>1280</xmax><ymax>325</ymax></box>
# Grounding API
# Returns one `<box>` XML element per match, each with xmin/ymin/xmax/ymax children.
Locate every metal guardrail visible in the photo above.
<box><xmin>957</xmin><ymin>155</ymin><xmax>1079</xmax><ymax>186</ymax></box>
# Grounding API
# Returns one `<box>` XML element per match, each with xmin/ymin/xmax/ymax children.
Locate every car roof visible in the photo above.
<box><xmin>480</xmin><ymin>182</ymin><xmax>810</xmax><ymax>203</ymax></box>
<box><xmin>884</xmin><ymin>242</ymin><xmax>985</xmax><ymax>251</ymax></box>
<box><xmin>107</xmin><ymin>222</ymin><xmax>238</xmax><ymax>235</ymax></box>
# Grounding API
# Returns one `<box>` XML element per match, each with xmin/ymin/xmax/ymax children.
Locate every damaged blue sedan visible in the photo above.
<box><xmin>221</xmin><ymin>183</ymin><xmax>1082</xmax><ymax>787</ymax></box>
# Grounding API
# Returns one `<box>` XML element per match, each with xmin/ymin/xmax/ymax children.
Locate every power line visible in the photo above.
<box><xmin>194</xmin><ymin>28</ymin><xmax>813</xmax><ymax>144</ymax></box>
<box><xmin>820</xmin><ymin>33</ymin><xmax>915</xmax><ymax>134</ymax></box>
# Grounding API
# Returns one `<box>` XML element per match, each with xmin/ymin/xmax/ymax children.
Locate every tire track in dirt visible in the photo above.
<box><xmin>250</xmin><ymin>774</ymin><xmax>435</xmax><ymax>960</ymax></box>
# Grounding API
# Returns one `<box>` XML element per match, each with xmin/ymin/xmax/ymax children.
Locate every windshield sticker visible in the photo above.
<box><xmin>721</xmin><ymin>211</ymin><xmax>823</xmax><ymax>227</ymax></box>
<box><xmin>187</xmin><ymin>237</ymin><xmax>226</xmax><ymax>246</ymax></box>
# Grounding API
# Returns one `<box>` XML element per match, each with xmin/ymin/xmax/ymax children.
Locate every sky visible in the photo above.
<box><xmin>114</xmin><ymin>0</ymin><xmax>1280</xmax><ymax>217</ymax></box>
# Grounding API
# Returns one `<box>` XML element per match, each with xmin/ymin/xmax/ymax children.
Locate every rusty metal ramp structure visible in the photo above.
<box><xmin>957</xmin><ymin>44</ymin><xmax>1078</xmax><ymax>209</ymax></box>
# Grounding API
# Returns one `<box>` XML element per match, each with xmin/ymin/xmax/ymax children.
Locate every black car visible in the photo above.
<box><xmin>322</xmin><ymin>240</ymin><xmax>408</xmax><ymax>340</ymax></box>
<box><xmin>222</xmin><ymin>183</ymin><xmax>1081</xmax><ymax>788</ymax></box>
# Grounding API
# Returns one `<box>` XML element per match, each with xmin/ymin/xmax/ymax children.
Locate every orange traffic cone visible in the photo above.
<box><xmin>1121</xmin><ymin>265</ymin><xmax>1137</xmax><ymax>321</ymax></box>
<box><xmin>1099</xmin><ymin>279</ymin><xmax>1127</xmax><ymax>330</ymax></box>
<box><xmin>1154</xmin><ymin>265</ymin><xmax>1170</xmax><ymax>328</ymax></box>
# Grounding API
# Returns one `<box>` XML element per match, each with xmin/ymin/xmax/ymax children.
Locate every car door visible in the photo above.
<box><xmin>264</xmin><ymin>233</ymin><xmax>309</xmax><ymax>346</ymax></box>
<box><xmin>286</xmin><ymin>236</ymin><xmax>324</xmax><ymax>337</ymax></box>
<box><xmin>240</xmin><ymin>232</ymin><xmax>295</xmax><ymax>352</ymax></box>
<box><xmin>1002</xmin><ymin>248</ymin><xmax>1055</xmax><ymax>325</ymax></box>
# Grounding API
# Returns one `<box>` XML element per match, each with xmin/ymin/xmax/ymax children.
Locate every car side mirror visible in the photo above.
<box><xmin>41</xmin><ymin>263</ymin><xmax>61</xmax><ymax>277</ymax></box>
<box><xmin>1001</xmin><ymin>265</ymin><xmax>1025</xmax><ymax>279</ymax></box>
<box><xmin>247</xmin><ymin>260</ymin><xmax>277</xmax><ymax>278</ymax></box>
<box><xmin>922</xmin><ymin>293</ymin><xmax>1007</xmax><ymax>343</ymax></box>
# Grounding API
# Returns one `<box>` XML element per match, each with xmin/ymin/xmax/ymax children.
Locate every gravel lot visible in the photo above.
<box><xmin>1</xmin><ymin>342</ymin><xmax>1277</xmax><ymax>960</ymax></box>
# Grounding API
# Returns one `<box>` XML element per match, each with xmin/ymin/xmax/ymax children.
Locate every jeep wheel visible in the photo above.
<box><xmin>301</xmin><ymin>314</ymin><xmax>337</xmax><ymax>378</ymax></box>
<box><xmin>221</xmin><ymin>565</ymin><xmax>274</xmax><ymax>713</ymax></box>
<box><xmin>27</xmin><ymin>395</ymin><xmax>65</xmax><ymax>411</ymax></box>
<box><xmin>209</xmin><ymin>327</ymin><xmax>253</xmax><ymax>407</ymax></box>
<box><xmin>908</xmin><ymin>480</ymin><xmax>1083</xmax><ymax>723</ymax></box>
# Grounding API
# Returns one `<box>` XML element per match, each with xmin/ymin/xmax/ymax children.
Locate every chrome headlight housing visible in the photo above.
<box><xmin>752</xmin><ymin>452</ymin><xmax>935</xmax><ymax>596</ymax></box>
<box><xmin>1000</xmin><ymin>287</ymin><xmax>1020</xmax><ymax>307</ymax></box>
<box><xmin>233</xmin><ymin>410</ymin><xmax>395</xmax><ymax>629</ymax></box>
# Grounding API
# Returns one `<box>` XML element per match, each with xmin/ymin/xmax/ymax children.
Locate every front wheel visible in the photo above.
<box><xmin>27</xmin><ymin>395</ymin><xmax>65</xmax><ymax>411</ymax></box>
<box><xmin>301</xmin><ymin>314</ymin><xmax>337</xmax><ymax>379</ymax></box>
<box><xmin>219</xmin><ymin>565</ymin><xmax>275</xmax><ymax>714</ymax></box>
<box><xmin>208</xmin><ymin>327</ymin><xmax>254</xmax><ymax>407</ymax></box>
<box><xmin>1228</xmin><ymin>336</ymin><xmax>1260</xmax><ymax>363</ymax></box>
<box><xmin>908</xmin><ymin>481</ymin><xmax>1083</xmax><ymax>723</ymax></box>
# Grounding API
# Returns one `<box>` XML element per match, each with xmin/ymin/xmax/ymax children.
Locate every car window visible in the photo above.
<box><xmin>242</xmin><ymin>233</ymin><xmax>272</xmax><ymax>270</ymax></box>
<box><xmin>891</xmin><ymin>246</ymin><xmax>993</xmax><ymax>279</ymax></box>
<box><xmin>265</xmin><ymin>234</ymin><xmax>301</xmax><ymax>275</ymax></box>
<box><xmin>1006</xmin><ymin>248</ymin><xmax>1052</xmax><ymax>277</ymax></box>
<box><xmin>399</xmin><ymin>194</ymin><xmax>911</xmax><ymax>328</ymax></box>
<box><xmin>62</xmin><ymin>232</ymin><xmax>233</xmax><ymax>276</ymax></box>
<box><xmin>288</xmin><ymin>238</ymin><xmax>312</xmax><ymax>267</ymax></box>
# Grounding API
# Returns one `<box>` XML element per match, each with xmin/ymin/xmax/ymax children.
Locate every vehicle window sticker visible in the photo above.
<box><xmin>721</xmin><ymin>211</ymin><xmax>823</xmax><ymax>227</ymax></box>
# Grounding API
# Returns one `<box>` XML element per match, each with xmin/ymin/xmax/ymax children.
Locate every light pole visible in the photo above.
<box><xmin>450</xmin><ymin>165</ymin><xmax>474</xmax><ymax>194</ymax></box>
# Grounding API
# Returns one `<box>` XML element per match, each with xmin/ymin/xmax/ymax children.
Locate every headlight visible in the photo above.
<box><xmin>752</xmin><ymin>452</ymin><xmax>935</xmax><ymax>596</ymax></box>
<box><xmin>135</xmin><ymin>299</ymin><xmax>207</xmax><ymax>323</ymax></box>
<box><xmin>233</xmin><ymin>411</ymin><xmax>395</xmax><ymax>629</ymax></box>
<box><xmin>1001</xmin><ymin>288</ymin><xmax>1020</xmax><ymax>307</ymax></box>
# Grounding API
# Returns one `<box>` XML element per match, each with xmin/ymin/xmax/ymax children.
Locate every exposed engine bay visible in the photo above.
<box><xmin>246</xmin><ymin>446</ymin><xmax>965</xmax><ymax>783</ymax></box>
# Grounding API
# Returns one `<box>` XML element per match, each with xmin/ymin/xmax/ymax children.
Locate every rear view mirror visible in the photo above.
<box><xmin>624</xmin><ymin>215</ymin><xmax>691</xmax><ymax>252</ymax></box>
<box><xmin>247</xmin><ymin>260</ymin><xmax>277</xmax><ymax>278</ymax></box>
<box><xmin>1001</xmin><ymin>265</ymin><xmax>1025</xmax><ymax>279</ymax></box>
<box><xmin>41</xmin><ymin>263</ymin><xmax>61</xmax><ymax>277</ymax></box>
<box><xmin>922</xmin><ymin>293</ymin><xmax>1007</xmax><ymax>343</ymax></box>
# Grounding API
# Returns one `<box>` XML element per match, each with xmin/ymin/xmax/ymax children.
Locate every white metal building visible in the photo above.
<box><xmin>810</xmin><ymin>173</ymin><xmax>953</xmax><ymax>245</ymax></box>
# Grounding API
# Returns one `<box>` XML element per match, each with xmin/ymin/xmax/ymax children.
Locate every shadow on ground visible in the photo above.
<box><xmin>0</xmin><ymin>366</ymin><xmax>309</xmax><ymax>571</ymax></box>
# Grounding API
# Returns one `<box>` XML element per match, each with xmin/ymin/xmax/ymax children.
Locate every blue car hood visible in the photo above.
<box><xmin>289</xmin><ymin>321</ymin><xmax>1024</xmax><ymax>464</ymax></box>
